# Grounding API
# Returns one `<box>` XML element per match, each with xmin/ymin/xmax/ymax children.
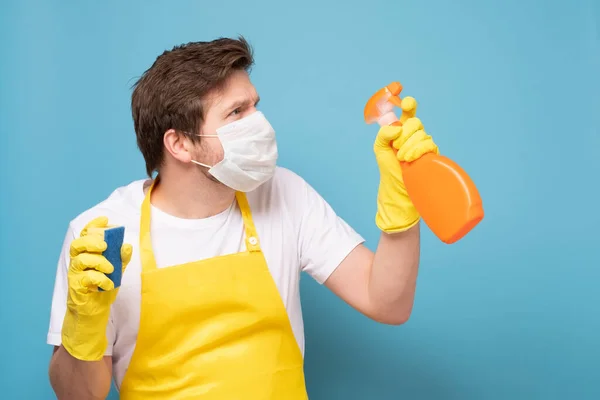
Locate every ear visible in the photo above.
<box><xmin>163</xmin><ymin>129</ymin><xmax>193</xmax><ymax>163</ymax></box>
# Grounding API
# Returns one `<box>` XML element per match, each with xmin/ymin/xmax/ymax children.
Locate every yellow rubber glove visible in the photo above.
<box><xmin>61</xmin><ymin>216</ymin><xmax>133</xmax><ymax>361</ymax></box>
<box><xmin>373</xmin><ymin>96</ymin><xmax>440</xmax><ymax>233</ymax></box>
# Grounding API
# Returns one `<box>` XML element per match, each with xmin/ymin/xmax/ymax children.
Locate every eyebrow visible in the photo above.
<box><xmin>223</xmin><ymin>96</ymin><xmax>261</xmax><ymax>114</ymax></box>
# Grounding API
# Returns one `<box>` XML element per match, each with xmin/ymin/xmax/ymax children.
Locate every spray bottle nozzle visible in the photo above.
<box><xmin>363</xmin><ymin>81</ymin><xmax>404</xmax><ymax>125</ymax></box>
<box><xmin>386</xmin><ymin>81</ymin><xmax>403</xmax><ymax>97</ymax></box>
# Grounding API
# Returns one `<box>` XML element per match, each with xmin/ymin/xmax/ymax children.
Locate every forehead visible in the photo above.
<box><xmin>207</xmin><ymin>70</ymin><xmax>258</xmax><ymax>111</ymax></box>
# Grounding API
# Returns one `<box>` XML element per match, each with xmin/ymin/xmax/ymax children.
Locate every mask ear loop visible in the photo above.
<box><xmin>179</xmin><ymin>130</ymin><xmax>220</xmax><ymax>168</ymax></box>
<box><xmin>177</xmin><ymin>129</ymin><xmax>219</xmax><ymax>138</ymax></box>
<box><xmin>190</xmin><ymin>160</ymin><xmax>212</xmax><ymax>168</ymax></box>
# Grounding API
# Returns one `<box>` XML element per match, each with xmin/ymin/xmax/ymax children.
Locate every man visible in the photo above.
<box><xmin>47</xmin><ymin>37</ymin><xmax>438</xmax><ymax>399</ymax></box>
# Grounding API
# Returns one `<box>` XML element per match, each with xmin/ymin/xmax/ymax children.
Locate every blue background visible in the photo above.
<box><xmin>1</xmin><ymin>0</ymin><xmax>598</xmax><ymax>398</ymax></box>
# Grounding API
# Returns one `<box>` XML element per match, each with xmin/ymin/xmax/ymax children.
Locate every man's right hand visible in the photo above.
<box><xmin>61</xmin><ymin>216</ymin><xmax>133</xmax><ymax>361</ymax></box>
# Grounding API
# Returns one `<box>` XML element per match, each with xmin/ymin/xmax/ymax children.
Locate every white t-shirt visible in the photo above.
<box><xmin>47</xmin><ymin>166</ymin><xmax>364</xmax><ymax>389</ymax></box>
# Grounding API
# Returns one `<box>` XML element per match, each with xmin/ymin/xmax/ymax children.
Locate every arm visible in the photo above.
<box><xmin>293</xmin><ymin>171</ymin><xmax>420</xmax><ymax>325</ymax></box>
<box><xmin>47</xmin><ymin>217</ymin><xmax>132</xmax><ymax>399</ymax></box>
<box><xmin>49</xmin><ymin>346</ymin><xmax>113</xmax><ymax>400</ymax></box>
<box><xmin>317</xmin><ymin>97</ymin><xmax>435</xmax><ymax>325</ymax></box>
<box><xmin>324</xmin><ymin>224</ymin><xmax>420</xmax><ymax>325</ymax></box>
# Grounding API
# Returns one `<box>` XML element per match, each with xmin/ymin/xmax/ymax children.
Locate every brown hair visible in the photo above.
<box><xmin>131</xmin><ymin>36</ymin><xmax>254</xmax><ymax>176</ymax></box>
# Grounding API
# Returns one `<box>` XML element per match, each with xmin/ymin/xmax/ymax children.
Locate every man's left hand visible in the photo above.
<box><xmin>372</xmin><ymin>96</ymin><xmax>439</xmax><ymax>233</ymax></box>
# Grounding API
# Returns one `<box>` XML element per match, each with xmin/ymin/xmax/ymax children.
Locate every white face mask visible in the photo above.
<box><xmin>191</xmin><ymin>111</ymin><xmax>278</xmax><ymax>192</ymax></box>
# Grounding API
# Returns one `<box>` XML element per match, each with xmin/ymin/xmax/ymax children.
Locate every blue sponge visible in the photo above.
<box><xmin>100</xmin><ymin>226</ymin><xmax>125</xmax><ymax>291</ymax></box>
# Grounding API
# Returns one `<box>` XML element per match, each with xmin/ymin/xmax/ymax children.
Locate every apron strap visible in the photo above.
<box><xmin>235</xmin><ymin>191</ymin><xmax>262</xmax><ymax>253</ymax></box>
<box><xmin>139</xmin><ymin>179</ymin><xmax>158</xmax><ymax>272</ymax></box>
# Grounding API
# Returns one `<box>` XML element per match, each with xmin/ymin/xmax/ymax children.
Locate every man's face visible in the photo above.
<box><xmin>194</xmin><ymin>70</ymin><xmax>260</xmax><ymax>167</ymax></box>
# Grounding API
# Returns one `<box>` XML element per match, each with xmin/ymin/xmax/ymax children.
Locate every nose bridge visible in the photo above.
<box><xmin>245</xmin><ymin>106</ymin><xmax>257</xmax><ymax>118</ymax></box>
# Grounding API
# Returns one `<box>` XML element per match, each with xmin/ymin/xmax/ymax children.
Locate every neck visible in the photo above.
<box><xmin>149</xmin><ymin>166</ymin><xmax>235</xmax><ymax>220</ymax></box>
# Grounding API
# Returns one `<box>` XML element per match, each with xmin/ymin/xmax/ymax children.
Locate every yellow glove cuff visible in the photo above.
<box><xmin>375</xmin><ymin>182</ymin><xmax>421</xmax><ymax>233</ymax></box>
<box><xmin>61</xmin><ymin>308</ymin><xmax>110</xmax><ymax>361</ymax></box>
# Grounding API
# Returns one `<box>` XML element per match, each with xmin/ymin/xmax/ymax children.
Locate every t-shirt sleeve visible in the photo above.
<box><xmin>296</xmin><ymin>178</ymin><xmax>365</xmax><ymax>284</ymax></box>
<box><xmin>47</xmin><ymin>223</ymin><xmax>115</xmax><ymax>356</ymax></box>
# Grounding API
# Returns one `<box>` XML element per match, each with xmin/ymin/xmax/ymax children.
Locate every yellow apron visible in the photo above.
<box><xmin>119</xmin><ymin>181</ymin><xmax>308</xmax><ymax>399</ymax></box>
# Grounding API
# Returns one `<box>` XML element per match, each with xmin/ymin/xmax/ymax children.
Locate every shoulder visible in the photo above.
<box><xmin>252</xmin><ymin>166</ymin><xmax>311</xmax><ymax>197</ymax></box>
<box><xmin>68</xmin><ymin>179</ymin><xmax>149</xmax><ymax>236</ymax></box>
<box><xmin>268</xmin><ymin>166</ymin><xmax>309</xmax><ymax>189</ymax></box>
<box><xmin>246</xmin><ymin>167</ymin><xmax>312</xmax><ymax>211</ymax></box>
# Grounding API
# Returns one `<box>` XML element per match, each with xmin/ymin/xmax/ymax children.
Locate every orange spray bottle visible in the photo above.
<box><xmin>364</xmin><ymin>82</ymin><xmax>484</xmax><ymax>244</ymax></box>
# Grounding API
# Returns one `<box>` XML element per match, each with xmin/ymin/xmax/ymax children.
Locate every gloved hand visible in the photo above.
<box><xmin>373</xmin><ymin>96</ymin><xmax>439</xmax><ymax>233</ymax></box>
<box><xmin>61</xmin><ymin>216</ymin><xmax>133</xmax><ymax>361</ymax></box>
